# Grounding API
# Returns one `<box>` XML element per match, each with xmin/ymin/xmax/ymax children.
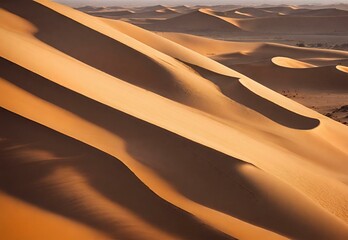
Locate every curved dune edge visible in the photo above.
<box><xmin>97</xmin><ymin>18</ymin><xmax>330</xmax><ymax>128</ymax></box>
<box><xmin>234</xmin><ymin>10</ymin><xmax>253</xmax><ymax>17</ymax></box>
<box><xmin>0</xmin><ymin>74</ymin><xmax>289</xmax><ymax>240</ymax></box>
<box><xmin>1</xmin><ymin>1</ymin><xmax>348</xmax><ymax>240</ymax></box>
<box><xmin>2</xmin><ymin>61</ymin><xmax>348</xmax><ymax>240</ymax></box>
<box><xmin>25</xmin><ymin>0</ymin><xmax>322</xmax><ymax>131</ymax></box>
<box><xmin>337</xmin><ymin>65</ymin><xmax>348</xmax><ymax>73</ymax></box>
<box><xmin>271</xmin><ymin>57</ymin><xmax>316</xmax><ymax>69</ymax></box>
<box><xmin>0</xmin><ymin>7</ymin><xmax>290</xmax><ymax>238</ymax></box>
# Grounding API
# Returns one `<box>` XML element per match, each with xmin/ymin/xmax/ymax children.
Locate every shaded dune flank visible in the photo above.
<box><xmin>2</xmin><ymin>1</ymin><xmax>323</xmax><ymax>132</ymax></box>
<box><xmin>290</xmin><ymin>8</ymin><xmax>348</xmax><ymax>16</ymax></box>
<box><xmin>2</xmin><ymin>1</ymin><xmax>348</xmax><ymax>240</ymax></box>
<box><xmin>1</xmin><ymin>1</ymin><xmax>183</xmax><ymax>98</ymax></box>
<box><xmin>0</xmin><ymin>109</ymin><xmax>232</xmax><ymax>240</ymax></box>
<box><xmin>232</xmin><ymin>58</ymin><xmax>348</xmax><ymax>92</ymax></box>
<box><xmin>0</xmin><ymin>59</ymin><xmax>280</xmax><ymax>239</ymax></box>
<box><xmin>99</xmin><ymin>18</ymin><xmax>321</xmax><ymax>130</ymax></box>
<box><xmin>89</xmin><ymin>10</ymin><xmax>135</xmax><ymax>17</ymax></box>
<box><xmin>188</xmin><ymin>64</ymin><xmax>320</xmax><ymax>129</ymax></box>
<box><xmin>143</xmin><ymin>9</ymin><xmax>242</xmax><ymax>32</ymax></box>
<box><xmin>2</xmin><ymin>56</ymin><xmax>348</xmax><ymax>240</ymax></box>
<box><xmin>134</xmin><ymin>5</ymin><xmax>348</xmax><ymax>34</ymax></box>
<box><xmin>232</xmin><ymin>15</ymin><xmax>348</xmax><ymax>34</ymax></box>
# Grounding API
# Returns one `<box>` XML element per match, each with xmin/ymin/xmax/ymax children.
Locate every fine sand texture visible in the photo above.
<box><xmin>1</xmin><ymin>1</ymin><xmax>348</xmax><ymax>240</ymax></box>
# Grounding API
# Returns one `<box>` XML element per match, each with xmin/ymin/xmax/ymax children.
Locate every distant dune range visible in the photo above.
<box><xmin>144</xmin><ymin>9</ymin><xmax>348</xmax><ymax>34</ymax></box>
<box><xmin>1</xmin><ymin>1</ymin><xmax>348</xmax><ymax>240</ymax></box>
<box><xmin>85</xmin><ymin>4</ymin><xmax>348</xmax><ymax>35</ymax></box>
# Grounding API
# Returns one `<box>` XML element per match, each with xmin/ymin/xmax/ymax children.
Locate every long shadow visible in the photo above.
<box><xmin>0</xmin><ymin>111</ymin><xmax>234</xmax><ymax>240</ymax></box>
<box><xmin>0</xmin><ymin>106</ymin><xmax>233</xmax><ymax>240</ymax></box>
<box><xmin>0</xmin><ymin>57</ymin><xmax>333</xmax><ymax>240</ymax></box>
<box><xmin>187</xmin><ymin>63</ymin><xmax>320</xmax><ymax>130</ymax></box>
<box><xmin>1</xmin><ymin>0</ymin><xmax>185</xmax><ymax>101</ymax></box>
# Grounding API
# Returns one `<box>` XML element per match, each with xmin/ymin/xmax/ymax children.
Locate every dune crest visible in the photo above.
<box><xmin>143</xmin><ymin>8</ymin><xmax>242</xmax><ymax>33</ymax></box>
<box><xmin>271</xmin><ymin>57</ymin><xmax>316</xmax><ymax>68</ymax></box>
<box><xmin>337</xmin><ymin>65</ymin><xmax>348</xmax><ymax>73</ymax></box>
<box><xmin>1</xmin><ymin>1</ymin><xmax>348</xmax><ymax>240</ymax></box>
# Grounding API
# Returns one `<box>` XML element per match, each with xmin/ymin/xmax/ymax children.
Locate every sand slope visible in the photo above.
<box><xmin>1</xmin><ymin>1</ymin><xmax>348</xmax><ymax>240</ymax></box>
<box><xmin>135</xmin><ymin>5</ymin><xmax>348</xmax><ymax>35</ymax></box>
<box><xmin>161</xmin><ymin>32</ymin><xmax>348</xmax><ymax>125</ymax></box>
<box><xmin>143</xmin><ymin>9</ymin><xmax>242</xmax><ymax>32</ymax></box>
<box><xmin>232</xmin><ymin>15</ymin><xmax>348</xmax><ymax>34</ymax></box>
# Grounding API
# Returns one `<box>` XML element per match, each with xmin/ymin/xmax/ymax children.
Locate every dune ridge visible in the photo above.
<box><xmin>143</xmin><ymin>8</ymin><xmax>242</xmax><ymax>33</ymax></box>
<box><xmin>1</xmin><ymin>1</ymin><xmax>348</xmax><ymax>240</ymax></box>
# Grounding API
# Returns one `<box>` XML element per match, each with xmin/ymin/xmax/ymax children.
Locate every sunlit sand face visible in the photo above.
<box><xmin>1</xmin><ymin>1</ymin><xmax>348</xmax><ymax>240</ymax></box>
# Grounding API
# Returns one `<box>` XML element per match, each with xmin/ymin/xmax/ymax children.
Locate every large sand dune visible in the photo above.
<box><xmin>1</xmin><ymin>1</ymin><xmax>348</xmax><ymax>239</ymax></box>
<box><xmin>161</xmin><ymin>32</ymin><xmax>348</xmax><ymax>124</ymax></box>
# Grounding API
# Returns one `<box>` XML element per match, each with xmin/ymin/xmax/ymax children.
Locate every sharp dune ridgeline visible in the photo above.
<box><xmin>1</xmin><ymin>0</ymin><xmax>348</xmax><ymax>239</ymax></box>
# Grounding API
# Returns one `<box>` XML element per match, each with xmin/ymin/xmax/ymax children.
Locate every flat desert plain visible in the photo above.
<box><xmin>1</xmin><ymin>1</ymin><xmax>348</xmax><ymax>239</ymax></box>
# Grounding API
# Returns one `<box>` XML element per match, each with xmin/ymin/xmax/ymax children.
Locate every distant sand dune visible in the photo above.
<box><xmin>232</xmin><ymin>15</ymin><xmax>348</xmax><ymax>34</ymax></box>
<box><xmin>233</xmin><ymin>58</ymin><xmax>348</xmax><ymax>91</ymax></box>
<box><xmin>144</xmin><ymin>9</ymin><xmax>242</xmax><ymax>32</ymax></box>
<box><xmin>289</xmin><ymin>8</ymin><xmax>348</xmax><ymax>16</ymax></box>
<box><xmin>135</xmin><ymin>6</ymin><xmax>348</xmax><ymax>34</ymax></box>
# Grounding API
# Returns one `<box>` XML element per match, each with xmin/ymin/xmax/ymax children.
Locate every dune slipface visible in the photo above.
<box><xmin>1</xmin><ymin>1</ymin><xmax>348</xmax><ymax>240</ymax></box>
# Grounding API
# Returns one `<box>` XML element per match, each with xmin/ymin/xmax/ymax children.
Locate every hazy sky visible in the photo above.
<box><xmin>55</xmin><ymin>0</ymin><xmax>348</xmax><ymax>7</ymax></box>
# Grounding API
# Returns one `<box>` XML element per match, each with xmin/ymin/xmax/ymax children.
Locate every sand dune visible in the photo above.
<box><xmin>289</xmin><ymin>8</ymin><xmax>348</xmax><ymax>16</ymax></box>
<box><xmin>160</xmin><ymin>32</ymin><xmax>262</xmax><ymax>56</ymax></box>
<box><xmin>160</xmin><ymin>32</ymin><xmax>348</xmax><ymax>64</ymax></box>
<box><xmin>337</xmin><ymin>65</ymin><xmax>348</xmax><ymax>73</ymax></box>
<box><xmin>233</xmin><ymin>58</ymin><xmax>348</xmax><ymax>91</ymax></box>
<box><xmin>164</xmin><ymin>34</ymin><xmax>347</xmax><ymax>125</ymax></box>
<box><xmin>232</xmin><ymin>15</ymin><xmax>348</xmax><ymax>34</ymax></box>
<box><xmin>258</xmin><ymin>6</ymin><xmax>300</xmax><ymax>14</ymax></box>
<box><xmin>135</xmin><ymin>5</ymin><xmax>348</xmax><ymax>36</ymax></box>
<box><xmin>138</xmin><ymin>5</ymin><xmax>169</xmax><ymax>12</ymax></box>
<box><xmin>75</xmin><ymin>5</ymin><xmax>105</xmax><ymax>12</ymax></box>
<box><xmin>224</xmin><ymin>7</ymin><xmax>281</xmax><ymax>18</ymax></box>
<box><xmin>171</xmin><ymin>5</ymin><xmax>196</xmax><ymax>13</ymax></box>
<box><xmin>271</xmin><ymin>57</ymin><xmax>316</xmax><ymax>68</ymax></box>
<box><xmin>89</xmin><ymin>10</ymin><xmax>135</xmax><ymax>18</ymax></box>
<box><xmin>1</xmin><ymin>1</ymin><xmax>348</xmax><ymax>240</ymax></box>
<box><xmin>142</xmin><ymin>9</ymin><xmax>242</xmax><ymax>33</ymax></box>
<box><xmin>156</xmin><ymin>8</ymin><xmax>178</xmax><ymax>14</ymax></box>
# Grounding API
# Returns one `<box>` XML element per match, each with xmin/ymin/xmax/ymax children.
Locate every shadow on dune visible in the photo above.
<box><xmin>1</xmin><ymin>57</ymin><xmax>339</xmax><ymax>240</ymax></box>
<box><xmin>1</xmin><ymin>0</ymin><xmax>188</xmax><ymax>101</ymax></box>
<box><xmin>231</xmin><ymin>60</ymin><xmax>348</xmax><ymax>92</ymax></box>
<box><xmin>188</xmin><ymin>63</ymin><xmax>320</xmax><ymax>130</ymax></box>
<box><xmin>0</xmin><ymin>115</ymin><xmax>232</xmax><ymax>240</ymax></box>
<box><xmin>140</xmin><ymin>9</ymin><xmax>243</xmax><ymax>33</ymax></box>
<box><xmin>215</xmin><ymin>43</ymin><xmax>348</xmax><ymax>66</ymax></box>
